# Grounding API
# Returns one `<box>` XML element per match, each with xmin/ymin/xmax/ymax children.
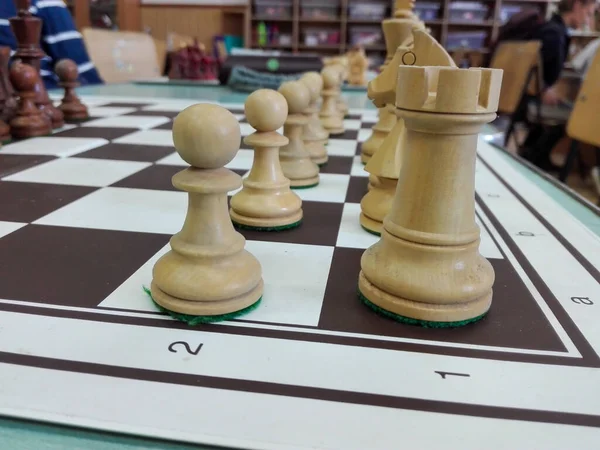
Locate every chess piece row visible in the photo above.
<box><xmin>0</xmin><ymin>0</ymin><xmax>88</xmax><ymax>143</ymax></box>
<box><xmin>150</xmin><ymin>68</ymin><xmax>349</xmax><ymax>317</ymax></box>
<box><xmin>1</xmin><ymin>57</ymin><xmax>88</xmax><ymax>142</ymax></box>
<box><xmin>148</xmin><ymin>62</ymin><xmax>503</xmax><ymax>328</ymax></box>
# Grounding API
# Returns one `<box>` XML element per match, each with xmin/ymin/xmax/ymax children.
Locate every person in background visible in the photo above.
<box><xmin>0</xmin><ymin>0</ymin><xmax>103</xmax><ymax>89</ymax></box>
<box><xmin>533</xmin><ymin>0</ymin><xmax>597</xmax><ymax>107</ymax></box>
<box><xmin>500</xmin><ymin>0</ymin><xmax>598</xmax><ymax>170</ymax></box>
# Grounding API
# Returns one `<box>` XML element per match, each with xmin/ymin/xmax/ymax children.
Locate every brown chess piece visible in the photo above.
<box><xmin>0</xmin><ymin>46</ymin><xmax>16</xmax><ymax>139</ymax></box>
<box><xmin>9</xmin><ymin>0</ymin><xmax>64</xmax><ymax>128</ymax></box>
<box><xmin>0</xmin><ymin>49</ymin><xmax>10</xmax><ymax>142</ymax></box>
<box><xmin>55</xmin><ymin>59</ymin><xmax>88</xmax><ymax>121</ymax></box>
<box><xmin>9</xmin><ymin>61</ymin><xmax>52</xmax><ymax>139</ymax></box>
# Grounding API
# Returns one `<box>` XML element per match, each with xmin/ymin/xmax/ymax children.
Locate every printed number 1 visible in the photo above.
<box><xmin>168</xmin><ymin>341</ymin><xmax>204</xmax><ymax>355</ymax></box>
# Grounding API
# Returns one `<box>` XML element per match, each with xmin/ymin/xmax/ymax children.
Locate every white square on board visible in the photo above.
<box><xmin>2</xmin><ymin>158</ymin><xmax>150</xmax><ymax>187</ymax></box>
<box><xmin>87</xmin><ymin>106</ymin><xmax>138</xmax><ymax>117</ymax></box>
<box><xmin>142</xmin><ymin>100</ymin><xmax>205</xmax><ymax>112</ymax></box>
<box><xmin>358</xmin><ymin>129</ymin><xmax>372</xmax><ymax>143</ymax></box>
<box><xmin>35</xmin><ymin>186</ymin><xmax>187</xmax><ymax>234</ymax></box>
<box><xmin>51</xmin><ymin>124</ymin><xmax>77</xmax><ymax>134</ymax></box>
<box><xmin>293</xmin><ymin>173</ymin><xmax>350</xmax><ymax>203</ymax></box>
<box><xmin>99</xmin><ymin>240</ymin><xmax>335</xmax><ymax>327</ymax></box>
<box><xmin>0</xmin><ymin>221</ymin><xmax>26</xmax><ymax>239</ymax></box>
<box><xmin>0</xmin><ymin>136</ymin><xmax>108</xmax><ymax>157</ymax></box>
<box><xmin>343</xmin><ymin>119</ymin><xmax>362</xmax><ymax>130</ymax></box>
<box><xmin>350</xmin><ymin>156</ymin><xmax>368</xmax><ymax>177</ymax></box>
<box><xmin>81</xmin><ymin>115</ymin><xmax>171</xmax><ymax>130</ymax></box>
<box><xmin>113</xmin><ymin>129</ymin><xmax>174</xmax><ymax>147</ymax></box>
<box><xmin>155</xmin><ymin>149</ymin><xmax>254</xmax><ymax>170</ymax></box>
<box><xmin>336</xmin><ymin>203</ymin><xmax>380</xmax><ymax>249</ymax></box>
<box><xmin>327</xmin><ymin>139</ymin><xmax>358</xmax><ymax>157</ymax></box>
<box><xmin>360</xmin><ymin>110</ymin><xmax>378</xmax><ymax>122</ymax></box>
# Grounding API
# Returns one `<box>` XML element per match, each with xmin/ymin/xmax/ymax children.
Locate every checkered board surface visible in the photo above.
<box><xmin>0</xmin><ymin>95</ymin><xmax>599</xmax><ymax>450</ymax></box>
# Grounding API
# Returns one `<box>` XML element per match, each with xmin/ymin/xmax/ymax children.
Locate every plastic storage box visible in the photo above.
<box><xmin>414</xmin><ymin>2</ymin><xmax>441</xmax><ymax>20</ymax></box>
<box><xmin>446</xmin><ymin>31</ymin><xmax>487</xmax><ymax>50</ymax></box>
<box><xmin>448</xmin><ymin>2</ymin><xmax>489</xmax><ymax>22</ymax></box>
<box><xmin>500</xmin><ymin>5</ymin><xmax>523</xmax><ymax>23</ymax></box>
<box><xmin>349</xmin><ymin>26</ymin><xmax>383</xmax><ymax>46</ymax></box>
<box><xmin>301</xmin><ymin>0</ymin><xmax>340</xmax><ymax>19</ymax></box>
<box><xmin>348</xmin><ymin>1</ymin><xmax>388</xmax><ymax>20</ymax></box>
<box><xmin>303</xmin><ymin>28</ymin><xmax>341</xmax><ymax>46</ymax></box>
<box><xmin>254</xmin><ymin>0</ymin><xmax>293</xmax><ymax>19</ymax></box>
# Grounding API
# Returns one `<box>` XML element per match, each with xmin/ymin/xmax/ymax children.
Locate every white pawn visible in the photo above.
<box><xmin>300</xmin><ymin>72</ymin><xmax>329</xmax><ymax>166</ymax></box>
<box><xmin>230</xmin><ymin>89</ymin><xmax>303</xmax><ymax>230</ymax></box>
<box><xmin>319</xmin><ymin>67</ymin><xmax>345</xmax><ymax>135</ymax></box>
<box><xmin>278</xmin><ymin>80</ymin><xmax>320</xmax><ymax>188</ymax></box>
<box><xmin>151</xmin><ymin>103</ymin><xmax>263</xmax><ymax>320</ymax></box>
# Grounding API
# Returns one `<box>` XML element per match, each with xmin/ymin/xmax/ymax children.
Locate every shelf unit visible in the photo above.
<box><xmin>247</xmin><ymin>0</ymin><xmax>562</xmax><ymax>62</ymax></box>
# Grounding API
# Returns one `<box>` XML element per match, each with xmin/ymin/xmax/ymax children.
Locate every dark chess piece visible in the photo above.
<box><xmin>9</xmin><ymin>61</ymin><xmax>52</xmax><ymax>139</ymax></box>
<box><xmin>9</xmin><ymin>0</ymin><xmax>64</xmax><ymax>129</ymax></box>
<box><xmin>55</xmin><ymin>59</ymin><xmax>88</xmax><ymax>121</ymax></box>
<box><xmin>0</xmin><ymin>48</ymin><xmax>11</xmax><ymax>142</ymax></box>
<box><xmin>0</xmin><ymin>46</ymin><xmax>17</xmax><ymax>130</ymax></box>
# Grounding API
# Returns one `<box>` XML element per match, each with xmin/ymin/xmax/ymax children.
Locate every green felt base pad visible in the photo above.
<box><xmin>232</xmin><ymin>219</ymin><xmax>302</xmax><ymax>232</ymax></box>
<box><xmin>358</xmin><ymin>290</ymin><xmax>486</xmax><ymax>328</ymax></box>
<box><xmin>143</xmin><ymin>286</ymin><xmax>261</xmax><ymax>325</ymax></box>
<box><xmin>291</xmin><ymin>183</ymin><xmax>319</xmax><ymax>190</ymax></box>
<box><xmin>360</xmin><ymin>225</ymin><xmax>381</xmax><ymax>237</ymax></box>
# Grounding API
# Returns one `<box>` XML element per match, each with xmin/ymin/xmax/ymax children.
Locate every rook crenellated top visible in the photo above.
<box><xmin>395</xmin><ymin>66</ymin><xmax>503</xmax><ymax>114</ymax></box>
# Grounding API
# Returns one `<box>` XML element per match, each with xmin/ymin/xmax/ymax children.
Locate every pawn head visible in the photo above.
<box><xmin>278</xmin><ymin>80</ymin><xmax>310</xmax><ymax>115</ymax></box>
<box><xmin>9</xmin><ymin>61</ymin><xmax>38</xmax><ymax>91</ymax></box>
<box><xmin>244</xmin><ymin>89</ymin><xmax>288</xmax><ymax>132</ymax></box>
<box><xmin>172</xmin><ymin>103</ymin><xmax>241</xmax><ymax>169</ymax></box>
<box><xmin>299</xmin><ymin>72</ymin><xmax>322</xmax><ymax>104</ymax></box>
<box><xmin>55</xmin><ymin>59</ymin><xmax>79</xmax><ymax>82</ymax></box>
<box><xmin>321</xmin><ymin>68</ymin><xmax>339</xmax><ymax>89</ymax></box>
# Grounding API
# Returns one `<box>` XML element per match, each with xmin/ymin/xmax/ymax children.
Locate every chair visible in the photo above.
<box><xmin>488</xmin><ymin>40</ymin><xmax>543</xmax><ymax>149</ymax></box>
<box><xmin>81</xmin><ymin>28</ymin><xmax>162</xmax><ymax>83</ymax></box>
<box><xmin>561</xmin><ymin>48</ymin><xmax>600</xmax><ymax>203</ymax></box>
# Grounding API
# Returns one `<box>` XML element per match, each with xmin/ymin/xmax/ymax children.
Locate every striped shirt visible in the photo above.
<box><xmin>0</xmin><ymin>0</ymin><xmax>103</xmax><ymax>89</ymax></box>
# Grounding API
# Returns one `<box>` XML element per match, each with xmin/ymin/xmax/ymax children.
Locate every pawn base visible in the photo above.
<box><xmin>146</xmin><ymin>285</ymin><xmax>262</xmax><ymax>324</ymax></box>
<box><xmin>359</xmin><ymin>213</ymin><xmax>382</xmax><ymax>236</ymax></box>
<box><xmin>290</xmin><ymin>176</ymin><xmax>319</xmax><ymax>189</ymax></box>
<box><xmin>321</xmin><ymin>115</ymin><xmax>344</xmax><ymax>136</ymax></box>
<box><xmin>39</xmin><ymin>104</ymin><xmax>65</xmax><ymax>129</ymax></box>
<box><xmin>358</xmin><ymin>271</ymin><xmax>491</xmax><ymax>326</ymax></box>
<box><xmin>230</xmin><ymin>208</ymin><xmax>303</xmax><ymax>231</ymax></box>
<box><xmin>150</xmin><ymin>278</ymin><xmax>264</xmax><ymax>318</ymax></box>
<box><xmin>10</xmin><ymin>115</ymin><xmax>52</xmax><ymax>139</ymax></box>
<box><xmin>305</xmin><ymin>139</ymin><xmax>328</xmax><ymax>166</ymax></box>
<box><xmin>60</xmin><ymin>103</ymin><xmax>89</xmax><ymax>121</ymax></box>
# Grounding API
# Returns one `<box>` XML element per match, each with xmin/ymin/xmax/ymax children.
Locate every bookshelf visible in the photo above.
<box><xmin>247</xmin><ymin>0</ymin><xmax>560</xmax><ymax>65</ymax></box>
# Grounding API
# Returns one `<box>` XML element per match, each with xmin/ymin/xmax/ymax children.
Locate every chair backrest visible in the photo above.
<box><xmin>489</xmin><ymin>40</ymin><xmax>542</xmax><ymax>114</ymax></box>
<box><xmin>81</xmin><ymin>28</ymin><xmax>161</xmax><ymax>83</ymax></box>
<box><xmin>567</xmin><ymin>47</ymin><xmax>600</xmax><ymax>147</ymax></box>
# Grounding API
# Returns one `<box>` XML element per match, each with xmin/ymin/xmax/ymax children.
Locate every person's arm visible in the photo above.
<box><xmin>537</xmin><ymin>24</ymin><xmax>569</xmax><ymax>105</ymax></box>
<box><xmin>539</xmin><ymin>26</ymin><xmax>566</xmax><ymax>89</ymax></box>
<box><xmin>33</xmin><ymin>2</ymin><xmax>103</xmax><ymax>87</ymax></box>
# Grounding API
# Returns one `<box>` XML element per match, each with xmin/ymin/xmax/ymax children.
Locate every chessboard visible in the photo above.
<box><xmin>0</xmin><ymin>93</ymin><xmax>599</xmax><ymax>449</ymax></box>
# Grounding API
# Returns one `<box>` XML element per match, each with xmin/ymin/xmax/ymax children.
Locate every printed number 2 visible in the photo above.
<box><xmin>168</xmin><ymin>341</ymin><xmax>203</xmax><ymax>355</ymax></box>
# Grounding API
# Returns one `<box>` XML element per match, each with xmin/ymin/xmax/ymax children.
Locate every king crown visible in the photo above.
<box><xmin>394</xmin><ymin>66</ymin><xmax>503</xmax><ymax>114</ymax></box>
